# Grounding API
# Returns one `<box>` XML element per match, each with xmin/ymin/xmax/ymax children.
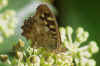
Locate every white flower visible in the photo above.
<box><xmin>76</xmin><ymin>27</ymin><xmax>89</xmax><ymax>43</ymax></box>
<box><xmin>18</xmin><ymin>62</ymin><xmax>24</xmax><ymax>66</ymax></box>
<box><xmin>8</xmin><ymin>18</ymin><xmax>17</xmax><ymax>29</ymax></box>
<box><xmin>66</xmin><ymin>26</ymin><xmax>73</xmax><ymax>43</ymax></box>
<box><xmin>26</xmin><ymin>47</ymin><xmax>33</xmax><ymax>55</ymax></box>
<box><xmin>66</xmin><ymin>26</ymin><xmax>73</xmax><ymax>35</ymax></box>
<box><xmin>80</xmin><ymin>57</ymin><xmax>88</xmax><ymax>66</ymax></box>
<box><xmin>4</xmin><ymin>10</ymin><xmax>16</xmax><ymax>17</ymax></box>
<box><xmin>76</xmin><ymin>27</ymin><xmax>84</xmax><ymax>35</ymax></box>
<box><xmin>59</xmin><ymin>27</ymin><xmax>66</xmax><ymax>42</ymax></box>
<box><xmin>47</xmin><ymin>56</ymin><xmax>54</xmax><ymax>64</ymax></box>
<box><xmin>31</xmin><ymin>55</ymin><xmax>40</xmax><ymax>66</ymax></box>
<box><xmin>87</xmin><ymin>59</ymin><xmax>96</xmax><ymax>66</ymax></box>
<box><xmin>26</xmin><ymin>55</ymin><xmax>40</xmax><ymax>66</ymax></box>
<box><xmin>3</xmin><ymin>29</ymin><xmax>14</xmax><ymax>37</ymax></box>
<box><xmin>79</xmin><ymin>51</ymin><xmax>92</xmax><ymax>58</ymax></box>
<box><xmin>16</xmin><ymin>51</ymin><xmax>23</xmax><ymax>61</ymax></box>
<box><xmin>88</xmin><ymin>41</ymin><xmax>99</xmax><ymax>53</ymax></box>
<box><xmin>56</xmin><ymin>52</ymin><xmax>73</xmax><ymax>65</ymax></box>
<box><xmin>33</xmin><ymin>49</ymin><xmax>38</xmax><ymax>55</ymax></box>
<box><xmin>63</xmin><ymin>41</ymin><xmax>69</xmax><ymax>48</ymax></box>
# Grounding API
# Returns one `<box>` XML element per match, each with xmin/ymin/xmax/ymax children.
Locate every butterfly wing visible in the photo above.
<box><xmin>21</xmin><ymin>4</ymin><xmax>61</xmax><ymax>51</ymax></box>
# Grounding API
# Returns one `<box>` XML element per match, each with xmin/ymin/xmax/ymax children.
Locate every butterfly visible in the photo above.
<box><xmin>21</xmin><ymin>4</ymin><xmax>61</xmax><ymax>51</ymax></box>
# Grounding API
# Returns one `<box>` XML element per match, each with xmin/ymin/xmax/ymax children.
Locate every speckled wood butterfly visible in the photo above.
<box><xmin>21</xmin><ymin>4</ymin><xmax>61</xmax><ymax>51</ymax></box>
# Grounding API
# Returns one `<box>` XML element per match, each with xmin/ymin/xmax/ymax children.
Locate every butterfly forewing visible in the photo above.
<box><xmin>21</xmin><ymin>4</ymin><xmax>61</xmax><ymax>51</ymax></box>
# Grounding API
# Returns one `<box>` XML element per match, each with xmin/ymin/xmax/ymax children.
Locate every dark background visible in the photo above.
<box><xmin>55</xmin><ymin>0</ymin><xmax>100</xmax><ymax>66</ymax></box>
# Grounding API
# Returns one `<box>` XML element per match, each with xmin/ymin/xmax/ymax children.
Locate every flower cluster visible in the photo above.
<box><xmin>0</xmin><ymin>26</ymin><xmax>98</xmax><ymax>66</ymax></box>
<box><xmin>0</xmin><ymin>0</ymin><xmax>17</xmax><ymax>43</ymax></box>
<box><xmin>60</xmin><ymin>26</ymin><xmax>99</xmax><ymax>66</ymax></box>
<box><xmin>11</xmin><ymin>46</ymin><xmax>73</xmax><ymax>66</ymax></box>
<box><xmin>0</xmin><ymin>10</ymin><xmax>17</xmax><ymax>43</ymax></box>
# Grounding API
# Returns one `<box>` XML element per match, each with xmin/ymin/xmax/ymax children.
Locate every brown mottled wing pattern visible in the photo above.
<box><xmin>21</xmin><ymin>4</ymin><xmax>61</xmax><ymax>51</ymax></box>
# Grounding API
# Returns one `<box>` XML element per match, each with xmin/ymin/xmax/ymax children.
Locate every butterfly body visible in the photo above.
<box><xmin>21</xmin><ymin>4</ymin><xmax>61</xmax><ymax>51</ymax></box>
